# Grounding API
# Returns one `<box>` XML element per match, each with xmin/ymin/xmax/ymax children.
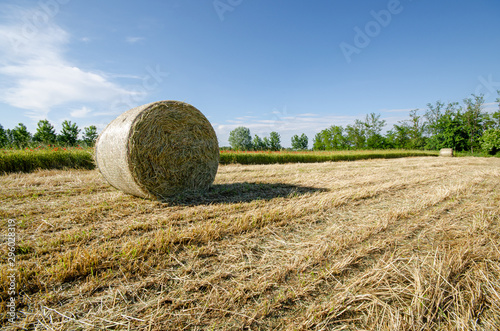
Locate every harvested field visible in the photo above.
<box><xmin>1</xmin><ymin>157</ymin><xmax>500</xmax><ymax>330</ymax></box>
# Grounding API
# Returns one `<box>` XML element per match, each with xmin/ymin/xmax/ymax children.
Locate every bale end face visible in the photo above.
<box><xmin>439</xmin><ymin>148</ymin><xmax>454</xmax><ymax>157</ymax></box>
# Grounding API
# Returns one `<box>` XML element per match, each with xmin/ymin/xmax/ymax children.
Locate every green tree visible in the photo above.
<box><xmin>386</xmin><ymin>123</ymin><xmax>411</xmax><ymax>149</ymax></box>
<box><xmin>0</xmin><ymin>124</ymin><xmax>8</xmax><ymax>148</ymax></box>
<box><xmin>493</xmin><ymin>111</ymin><xmax>500</xmax><ymax>130</ymax></box>
<box><xmin>363</xmin><ymin>113</ymin><xmax>386</xmax><ymax>149</ymax></box>
<box><xmin>366</xmin><ymin>133</ymin><xmax>386</xmax><ymax>149</ymax></box>
<box><xmin>300</xmin><ymin>133</ymin><xmax>309</xmax><ymax>150</ymax></box>
<box><xmin>312</xmin><ymin>132</ymin><xmax>326</xmax><ymax>150</ymax></box>
<box><xmin>425</xmin><ymin>102</ymin><xmax>468</xmax><ymax>151</ymax></box>
<box><xmin>494</xmin><ymin>91</ymin><xmax>500</xmax><ymax>129</ymax></box>
<box><xmin>82</xmin><ymin>125</ymin><xmax>99</xmax><ymax>146</ymax></box>
<box><xmin>252</xmin><ymin>134</ymin><xmax>266</xmax><ymax>151</ymax></box>
<box><xmin>228</xmin><ymin>126</ymin><xmax>252</xmax><ymax>151</ymax></box>
<box><xmin>462</xmin><ymin>94</ymin><xmax>485</xmax><ymax>153</ymax></box>
<box><xmin>33</xmin><ymin>119</ymin><xmax>57</xmax><ymax>145</ymax></box>
<box><xmin>291</xmin><ymin>133</ymin><xmax>308</xmax><ymax>150</ymax></box>
<box><xmin>313</xmin><ymin>126</ymin><xmax>346</xmax><ymax>150</ymax></box>
<box><xmin>58</xmin><ymin>120</ymin><xmax>80</xmax><ymax>146</ymax></box>
<box><xmin>398</xmin><ymin>109</ymin><xmax>426</xmax><ymax>149</ymax></box>
<box><xmin>441</xmin><ymin>104</ymin><xmax>467</xmax><ymax>151</ymax></box>
<box><xmin>268</xmin><ymin>131</ymin><xmax>281</xmax><ymax>151</ymax></box>
<box><xmin>424</xmin><ymin>101</ymin><xmax>444</xmax><ymax>140</ymax></box>
<box><xmin>481</xmin><ymin>129</ymin><xmax>500</xmax><ymax>155</ymax></box>
<box><xmin>5</xmin><ymin>129</ymin><xmax>14</xmax><ymax>147</ymax></box>
<box><xmin>345</xmin><ymin>120</ymin><xmax>366</xmax><ymax>149</ymax></box>
<box><xmin>12</xmin><ymin>123</ymin><xmax>31</xmax><ymax>148</ymax></box>
<box><xmin>262</xmin><ymin>137</ymin><xmax>271</xmax><ymax>150</ymax></box>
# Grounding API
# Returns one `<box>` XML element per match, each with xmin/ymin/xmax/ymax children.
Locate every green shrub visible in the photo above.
<box><xmin>481</xmin><ymin>129</ymin><xmax>500</xmax><ymax>155</ymax></box>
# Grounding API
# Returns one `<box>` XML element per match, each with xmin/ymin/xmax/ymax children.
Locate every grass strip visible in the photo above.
<box><xmin>219</xmin><ymin>150</ymin><xmax>439</xmax><ymax>165</ymax></box>
<box><xmin>0</xmin><ymin>149</ymin><xmax>95</xmax><ymax>174</ymax></box>
<box><xmin>0</xmin><ymin>149</ymin><xmax>439</xmax><ymax>174</ymax></box>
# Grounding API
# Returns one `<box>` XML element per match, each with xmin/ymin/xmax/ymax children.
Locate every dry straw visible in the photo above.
<box><xmin>95</xmin><ymin>101</ymin><xmax>219</xmax><ymax>199</ymax></box>
<box><xmin>439</xmin><ymin>148</ymin><xmax>454</xmax><ymax>157</ymax></box>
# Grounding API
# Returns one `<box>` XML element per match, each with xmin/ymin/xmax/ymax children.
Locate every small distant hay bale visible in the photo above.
<box><xmin>95</xmin><ymin>100</ymin><xmax>219</xmax><ymax>199</ymax></box>
<box><xmin>439</xmin><ymin>148</ymin><xmax>454</xmax><ymax>157</ymax></box>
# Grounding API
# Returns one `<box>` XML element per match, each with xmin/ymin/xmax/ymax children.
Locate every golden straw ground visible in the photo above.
<box><xmin>1</xmin><ymin>157</ymin><xmax>500</xmax><ymax>330</ymax></box>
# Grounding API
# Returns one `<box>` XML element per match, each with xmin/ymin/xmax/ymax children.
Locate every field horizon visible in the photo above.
<box><xmin>1</xmin><ymin>157</ymin><xmax>500</xmax><ymax>330</ymax></box>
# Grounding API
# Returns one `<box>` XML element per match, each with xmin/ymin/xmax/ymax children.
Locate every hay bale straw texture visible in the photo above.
<box><xmin>95</xmin><ymin>101</ymin><xmax>219</xmax><ymax>199</ymax></box>
<box><xmin>439</xmin><ymin>148</ymin><xmax>454</xmax><ymax>157</ymax></box>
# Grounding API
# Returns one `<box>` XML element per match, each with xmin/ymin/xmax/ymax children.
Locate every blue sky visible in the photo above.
<box><xmin>0</xmin><ymin>0</ymin><xmax>499</xmax><ymax>147</ymax></box>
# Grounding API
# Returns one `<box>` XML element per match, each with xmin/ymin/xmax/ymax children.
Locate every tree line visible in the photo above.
<box><xmin>0</xmin><ymin>120</ymin><xmax>98</xmax><ymax>148</ymax></box>
<box><xmin>227</xmin><ymin>93</ymin><xmax>500</xmax><ymax>154</ymax></box>
<box><xmin>2</xmin><ymin>92</ymin><xmax>500</xmax><ymax>154</ymax></box>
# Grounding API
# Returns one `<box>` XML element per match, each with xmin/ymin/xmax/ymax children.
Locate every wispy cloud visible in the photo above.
<box><xmin>215</xmin><ymin>112</ymin><xmax>360</xmax><ymax>146</ymax></box>
<box><xmin>215</xmin><ymin>106</ymin><xmax>422</xmax><ymax>139</ymax></box>
<box><xmin>214</xmin><ymin>109</ymin><xmax>416</xmax><ymax>146</ymax></box>
<box><xmin>379</xmin><ymin>108</ymin><xmax>417</xmax><ymax>113</ymax></box>
<box><xmin>483</xmin><ymin>102</ymin><xmax>498</xmax><ymax>113</ymax></box>
<box><xmin>125</xmin><ymin>36</ymin><xmax>144</xmax><ymax>44</ymax></box>
<box><xmin>0</xmin><ymin>6</ymin><xmax>137</xmax><ymax>120</ymax></box>
<box><xmin>70</xmin><ymin>106</ymin><xmax>93</xmax><ymax>118</ymax></box>
<box><xmin>216</xmin><ymin>113</ymin><xmax>360</xmax><ymax>136</ymax></box>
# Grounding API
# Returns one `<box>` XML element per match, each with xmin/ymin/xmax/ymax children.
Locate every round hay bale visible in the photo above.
<box><xmin>95</xmin><ymin>100</ymin><xmax>219</xmax><ymax>199</ymax></box>
<box><xmin>439</xmin><ymin>148</ymin><xmax>454</xmax><ymax>157</ymax></box>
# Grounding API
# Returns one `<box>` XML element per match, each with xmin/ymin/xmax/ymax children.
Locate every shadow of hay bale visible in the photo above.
<box><xmin>160</xmin><ymin>182</ymin><xmax>327</xmax><ymax>206</ymax></box>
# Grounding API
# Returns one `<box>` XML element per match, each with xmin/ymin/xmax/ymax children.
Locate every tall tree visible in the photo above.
<box><xmin>386</xmin><ymin>123</ymin><xmax>411</xmax><ymax>149</ymax></box>
<box><xmin>424</xmin><ymin>101</ymin><xmax>444</xmax><ymax>139</ymax></box>
<box><xmin>406</xmin><ymin>109</ymin><xmax>426</xmax><ymax>149</ymax></box>
<box><xmin>58</xmin><ymin>120</ymin><xmax>80</xmax><ymax>146</ymax></box>
<box><xmin>363</xmin><ymin>113</ymin><xmax>386</xmax><ymax>149</ymax></box>
<box><xmin>33</xmin><ymin>119</ymin><xmax>57</xmax><ymax>145</ymax></box>
<box><xmin>462</xmin><ymin>94</ymin><xmax>485</xmax><ymax>153</ymax></box>
<box><xmin>345</xmin><ymin>120</ymin><xmax>366</xmax><ymax>149</ymax></box>
<box><xmin>313</xmin><ymin>126</ymin><xmax>346</xmax><ymax>150</ymax></box>
<box><xmin>268</xmin><ymin>131</ymin><xmax>281</xmax><ymax>151</ymax></box>
<box><xmin>481</xmin><ymin>128</ymin><xmax>500</xmax><ymax>155</ymax></box>
<box><xmin>495</xmin><ymin>91</ymin><xmax>500</xmax><ymax>128</ymax></box>
<box><xmin>425</xmin><ymin>102</ymin><xmax>467</xmax><ymax>151</ymax></box>
<box><xmin>12</xmin><ymin>123</ymin><xmax>31</xmax><ymax>148</ymax></box>
<box><xmin>228</xmin><ymin>126</ymin><xmax>252</xmax><ymax>151</ymax></box>
<box><xmin>438</xmin><ymin>103</ymin><xmax>468</xmax><ymax>151</ymax></box>
<box><xmin>291</xmin><ymin>133</ymin><xmax>308</xmax><ymax>150</ymax></box>
<box><xmin>82</xmin><ymin>125</ymin><xmax>99</xmax><ymax>146</ymax></box>
<box><xmin>262</xmin><ymin>137</ymin><xmax>271</xmax><ymax>150</ymax></box>
<box><xmin>312</xmin><ymin>132</ymin><xmax>326</xmax><ymax>150</ymax></box>
<box><xmin>0</xmin><ymin>124</ymin><xmax>8</xmax><ymax>148</ymax></box>
<box><xmin>252</xmin><ymin>134</ymin><xmax>266</xmax><ymax>151</ymax></box>
<box><xmin>5</xmin><ymin>129</ymin><xmax>14</xmax><ymax>147</ymax></box>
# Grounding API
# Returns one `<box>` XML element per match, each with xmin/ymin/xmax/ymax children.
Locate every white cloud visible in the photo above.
<box><xmin>126</xmin><ymin>36</ymin><xmax>144</xmax><ymax>44</ymax></box>
<box><xmin>484</xmin><ymin>102</ymin><xmax>498</xmax><ymax>113</ymax></box>
<box><xmin>70</xmin><ymin>106</ymin><xmax>92</xmax><ymax>118</ymax></box>
<box><xmin>215</xmin><ymin>113</ymin><xmax>361</xmax><ymax>147</ymax></box>
<box><xmin>216</xmin><ymin>114</ymin><xmax>360</xmax><ymax>136</ymax></box>
<box><xmin>214</xmin><ymin>109</ymin><xmax>416</xmax><ymax>147</ymax></box>
<box><xmin>0</xmin><ymin>6</ymin><xmax>137</xmax><ymax>120</ymax></box>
